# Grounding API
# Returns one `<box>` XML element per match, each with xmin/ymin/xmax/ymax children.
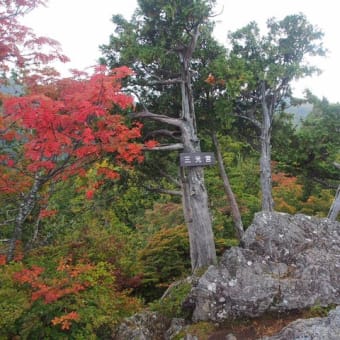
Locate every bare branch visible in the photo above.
<box><xmin>210</xmin><ymin>4</ymin><xmax>224</xmax><ymax>18</ymax></box>
<box><xmin>313</xmin><ymin>177</ymin><xmax>339</xmax><ymax>190</ymax></box>
<box><xmin>143</xmin><ymin>143</ymin><xmax>184</xmax><ymax>151</ymax></box>
<box><xmin>129</xmin><ymin>90</ymin><xmax>149</xmax><ymax>112</ymax></box>
<box><xmin>160</xmin><ymin>169</ymin><xmax>181</xmax><ymax>187</ymax></box>
<box><xmin>132</xmin><ymin>110</ymin><xmax>183</xmax><ymax>128</ymax></box>
<box><xmin>149</xmin><ymin>78</ymin><xmax>183</xmax><ymax>85</ymax></box>
<box><xmin>144</xmin><ymin>186</ymin><xmax>182</xmax><ymax>196</ymax></box>
<box><xmin>0</xmin><ymin>219</ymin><xmax>15</xmax><ymax>226</ymax></box>
<box><xmin>232</xmin><ymin>113</ymin><xmax>261</xmax><ymax>129</ymax></box>
<box><xmin>146</xmin><ymin>129</ymin><xmax>181</xmax><ymax>140</ymax></box>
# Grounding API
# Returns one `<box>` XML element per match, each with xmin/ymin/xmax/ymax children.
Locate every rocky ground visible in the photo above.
<box><xmin>114</xmin><ymin>212</ymin><xmax>340</xmax><ymax>340</ymax></box>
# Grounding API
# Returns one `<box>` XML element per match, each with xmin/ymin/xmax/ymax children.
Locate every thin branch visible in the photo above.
<box><xmin>0</xmin><ymin>219</ymin><xmax>15</xmax><ymax>226</ymax></box>
<box><xmin>146</xmin><ymin>129</ymin><xmax>181</xmax><ymax>140</ymax></box>
<box><xmin>210</xmin><ymin>4</ymin><xmax>224</xmax><ymax>18</ymax></box>
<box><xmin>149</xmin><ymin>78</ymin><xmax>183</xmax><ymax>86</ymax></box>
<box><xmin>129</xmin><ymin>89</ymin><xmax>149</xmax><ymax>112</ymax></box>
<box><xmin>143</xmin><ymin>143</ymin><xmax>184</xmax><ymax>151</ymax></box>
<box><xmin>313</xmin><ymin>177</ymin><xmax>339</xmax><ymax>190</ymax></box>
<box><xmin>161</xmin><ymin>278</ymin><xmax>192</xmax><ymax>300</ymax></box>
<box><xmin>144</xmin><ymin>186</ymin><xmax>182</xmax><ymax>196</ymax></box>
<box><xmin>232</xmin><ymin>113</ymin><xmax>261</xmax><ymax>129</ymax></box>
<box><xmin>132</xmin><ymin>110</ymin><xmax>183</xmax><ymax>128</ymax></box>
<box><xmin>159</xmin><ymin>169</ymin><xmax>181</xmax><ymax>187</ymax></box>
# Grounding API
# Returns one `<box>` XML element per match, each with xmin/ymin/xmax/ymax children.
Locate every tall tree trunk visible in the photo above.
<box><xmin>133</xmin><ymin>26</ymin><xmax>217</xmax><ymax>270</ymax></box>
<box><xmin>212</xmin><ymin>132</ymin><xmax>244</xmax><ymax>240</ymax></box>
<box><xmin>260</xmin><ymin>89</ymin><xmax>274</xmax><ymax>212</ymax></box>
<box><xmin>178</xmin><ymin>44</ymin><xmax>216</xmax><ymax>271</ymax></box>
<box><xmin>180</xmin><ymin>166</ymin><xmax>216</xmax><ymax>270</ymax></box>
<box><xmin>328</xmin><ymin>185</ymin><xmax>340</xmax><ymax>221</ymax></box>
<box><xmin>7</xmin><ymin>174</ymin><xmax>43</xmax><ymax>261</ymax></box>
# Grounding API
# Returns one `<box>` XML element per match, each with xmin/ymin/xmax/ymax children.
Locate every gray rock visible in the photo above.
<box><xmin>225</xmin><ymin>334</ymin><xmax>237</xmax><ymax>340</ymax></box>
<box><xmin>184</xmin><ymin>335</ymin><xmax>198</xmax><ymax>340</ymax></box>
<box><xmin>261</xmin><ymin>306</ymin><xmax>340</xmax><ymax>340</ymax></box>
<box><xmin>113</xmin><ymin>311</ymin><xmax>171</xmax><ymax>340</ymax></box>
<box><xmin>165</xmin><ymin>318</ymin><xmax>186</xmax><ymax>339</ymax></box>
<box><xmin>189</xmin><ymin>212</ymin><xmax>340</xmax><ymax>322</ymax></box>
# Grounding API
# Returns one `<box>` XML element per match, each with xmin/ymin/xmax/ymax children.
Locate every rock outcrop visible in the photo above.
<box><xmin>189</xmin><ymin>212</ymin><xmax>340</xmax><ymax>322</ymax></box>
<box><xmin>261</xmin><ymin>306</ymin><xmax>340</xmax><ymax>340</ymax></box>
<box><xmin>113</xmin><ymin>311</ymin><xmax>171</xmax><ymax>340</ymax></box>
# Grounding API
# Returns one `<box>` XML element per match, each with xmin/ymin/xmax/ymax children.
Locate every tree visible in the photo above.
<box><xmin>227</xmin><ymin>14</ymin><xmax>326</xmax><ymax>211</ymax></box>
<box><xmin>279</xmin><ymin>94</ymin><xmax>340</xmax><ymax>220</ymax></box>
<box><xmin>0</xmin><ymin>0</ymin><xmax>68</xmax><ymax>80</ymax></box>
<box><xmin>201</xmin><ymin>60</ymin><xmax>245</xmax><ymax>240</ymax></box>
<box><xmin>101</xmin><ymin>0</ymin><xmax>217</xmax><ymax>270</ymax></box>
<box><xmin>212</xmin><ymin>132</ymin><xmax>244</xmax><ymax>239</ymax></box>
<box><xmin>1</xmin><ymin>66</ymin><xmax>144</xmax><ymax>260</ymax></box>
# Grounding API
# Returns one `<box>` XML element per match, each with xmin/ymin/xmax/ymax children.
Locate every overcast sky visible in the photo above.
<box><xmin>23</xmin><ymin>0</ymin><xmax>340</xmax><ymax>102</ymax></box>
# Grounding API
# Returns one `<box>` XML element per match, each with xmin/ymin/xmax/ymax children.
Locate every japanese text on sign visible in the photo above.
<box><xmin>180</xmin><ymin>152</ymin><xmax>216</xmax><ymax>167</ymax></box>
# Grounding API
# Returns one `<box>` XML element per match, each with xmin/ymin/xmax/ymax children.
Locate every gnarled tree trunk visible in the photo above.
<box><xmin>179</xmin><ymin>44</ymin><xmax>216</xmax><ymax>270</ymax></box>
<box><xmin>132</xmin><ymin>26</ymin><xmax>217</xmax><ymax>271</ymax></box>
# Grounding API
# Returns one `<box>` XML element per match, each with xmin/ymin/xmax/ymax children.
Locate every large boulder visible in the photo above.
<box><xmin>189</xmin><ymin>212</ymin><xmax>340</xmax><ymax>322</ymax></box>
<box><xmin>261</xmin><ymin>306</ymin><xmax>340</xmax><ymax>340</ymax></box>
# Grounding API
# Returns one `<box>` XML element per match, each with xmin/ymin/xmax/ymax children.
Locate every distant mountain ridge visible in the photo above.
<box><xmin>286</xmin><ymin>103</ymin><xmax>313</xmax><ymax>124</ymax></box>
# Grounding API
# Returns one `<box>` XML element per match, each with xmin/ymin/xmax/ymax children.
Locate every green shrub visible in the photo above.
<box><xmin>0</xmin><ymin>223</ymin><xmax>143</xmax><ymax>339</ymax></box>
<box><xmin>0</xmin><ymin>262</ymin><xmax>30</xmax><ymax>337</ymax></box>
<box><xmin>149</xmin><ymin>280</ymin><xmax>192</xmax><ymax>319</ymax></box>
<box><xmin>138</xmin><ymin>225</ymin><xmax>191</xmax><ymax>301</ymax></box>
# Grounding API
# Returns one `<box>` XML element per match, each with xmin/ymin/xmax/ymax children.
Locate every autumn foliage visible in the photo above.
<box><xmin>13</xmin><ymin>261</ymin><xmax>90</xmax><ymax>305</ymax></box>
<box><xmin>0</xmin><ymin>0</ymin><xmax>68</xmax><ymax>78</ymax></box>
<box><xmin>2</xmin><ymin>65</ymin><xmax>142</xmax><ymax>177</ymax></box>
<box><xmin>272</xmin><ymin>169</ymin><xmax>303</xmax><ymax>214</ymax></box>
<box><xmin>0</xmin><ymin>221</ymin><xmax>143</xmax><ymax>338</ymax></box>
<box><xmin>51</xmin><ymin>311</ymin><xmax>80</xmax><ymax>330</ymax></box>
<box><xmin>1</xmin><ymin>66</ymin><xmax>143</xmax><ymax>196</ymax></box>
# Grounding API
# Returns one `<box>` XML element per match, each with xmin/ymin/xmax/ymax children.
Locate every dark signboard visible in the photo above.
<box><xmin>180</xmin><ymin>152</ymin><xmax>216</xmax><ymax>167</ymax></box>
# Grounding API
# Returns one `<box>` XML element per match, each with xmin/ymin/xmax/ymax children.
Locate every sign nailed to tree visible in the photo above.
<box><xmin>180</xmin><ymin>152</ymin><xmax>216</xmax><ymax>167</ymax></box>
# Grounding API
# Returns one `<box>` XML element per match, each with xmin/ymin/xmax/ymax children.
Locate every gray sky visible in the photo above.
<box><xmin>23</xmin><ymin>0</ymin><xmax>340</xmax><ymax>102</ymax></box>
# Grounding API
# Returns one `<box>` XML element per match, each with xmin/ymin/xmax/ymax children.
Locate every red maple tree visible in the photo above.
<box><xmin>0</xmin><ymin>0</ymin><xmax>68</xmax><ymax>79</ymax></box>
<box><xmin>1</xmin><ymin>65</ymin><xmax>145</xmax><ymax>260</ymax></box>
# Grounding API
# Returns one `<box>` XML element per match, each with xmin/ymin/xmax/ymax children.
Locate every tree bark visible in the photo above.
<box><xmin>177</xmin><ymin>31</ymin><xmax>216</xmax><ymax>271</ymax></box>
<box><xmin>260</xmin><ymin>86</ymin><xmax>275</xmax><ymax>212</ymax></box>
<box><xmin>7</xmin><ymin>174</ymin><xmax>43</xmax><ymax>261</ymax></box>
<box><xmin>212</xmin><ymin>132</ymin><xmax>244</xmax><ymax>240</ymax></box>
<box><xmin>133</xmin><ymin>25</ymin><xmax>217</xmax><ymax>271</ymax></box>
<box><xmin>328</xmin><ymin>185</ymin><xmax>340</xmax><ymax>221</ymax></box>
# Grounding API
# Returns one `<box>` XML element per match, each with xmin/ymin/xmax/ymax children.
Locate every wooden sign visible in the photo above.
<box><xmin>180</xmin><ymin>152</ymin><xmax>216</xmax><ymax>167</ymax></box>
